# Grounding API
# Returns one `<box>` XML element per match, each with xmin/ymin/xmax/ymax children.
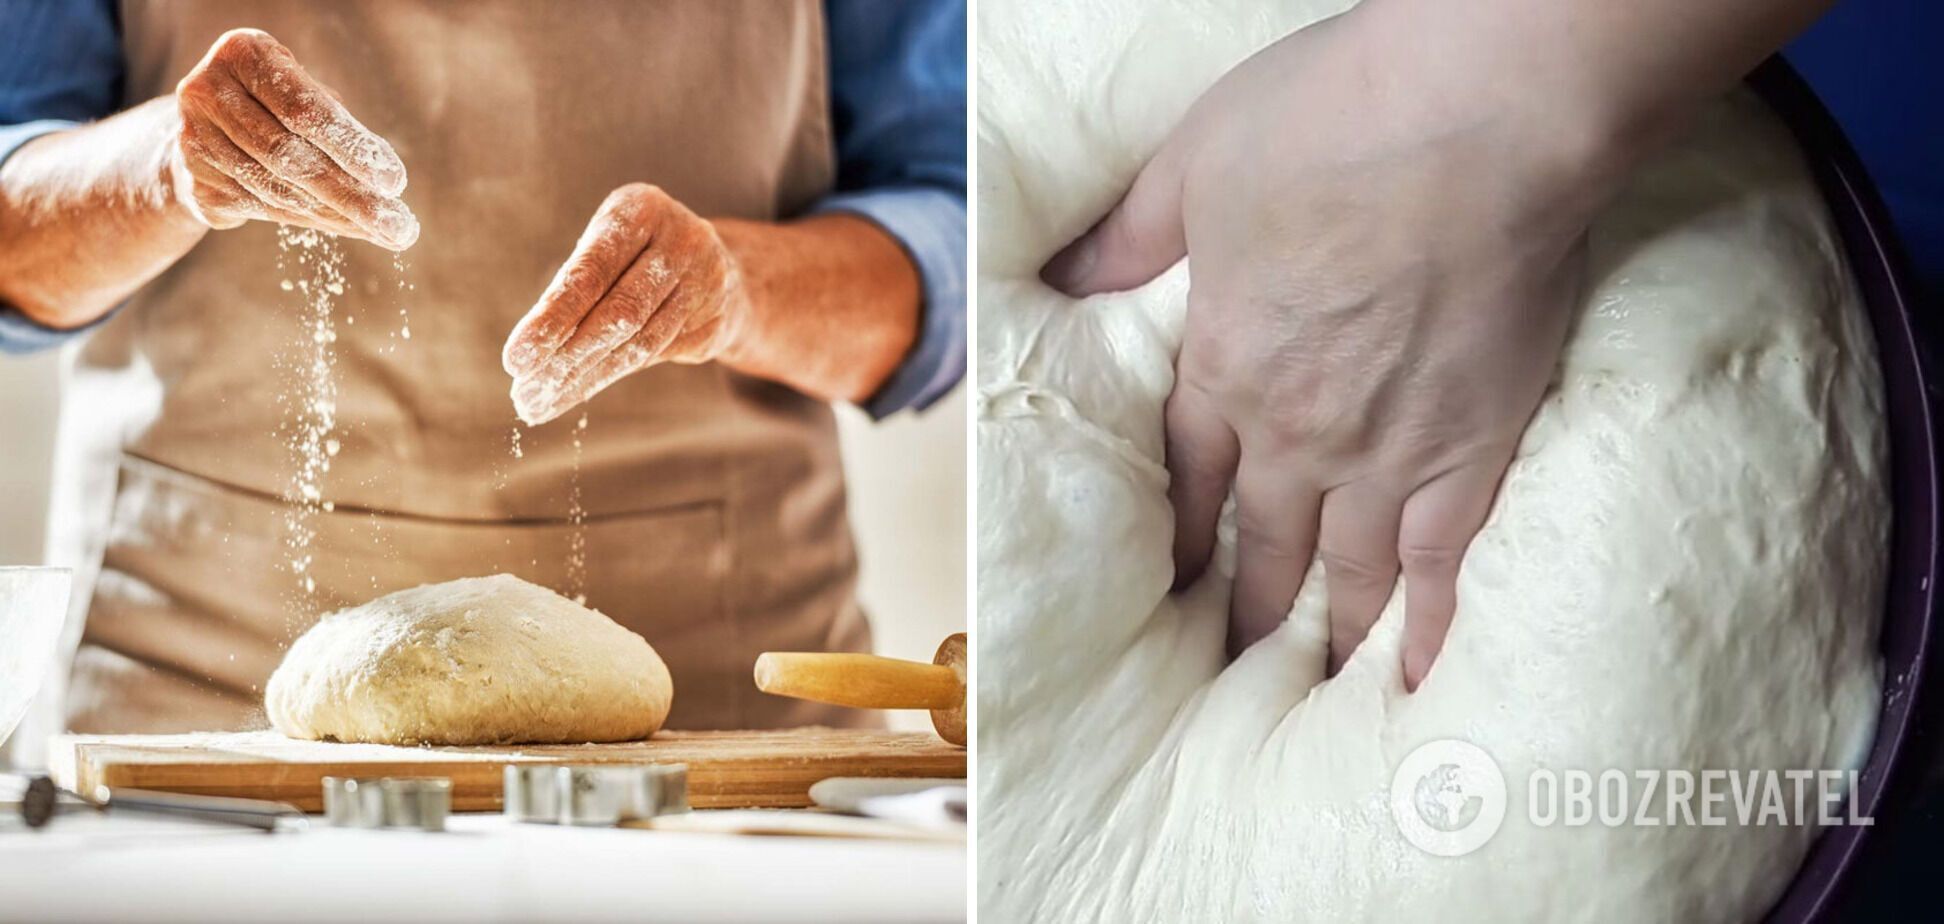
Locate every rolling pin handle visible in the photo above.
<box><xmin>753</xmin><ymin>652</ymin><xmax>962</xmax><ymax>710</ymax></box>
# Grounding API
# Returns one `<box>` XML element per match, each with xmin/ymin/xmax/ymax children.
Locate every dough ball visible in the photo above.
<box><xmin>266</xmin><ymin>574</ymin><xmax>673</xmax><ymax>746</ymax></box>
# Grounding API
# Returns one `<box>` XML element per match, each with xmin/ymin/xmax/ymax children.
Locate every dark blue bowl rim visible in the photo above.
<box><xmin>1748</xmin><ymin>56</ymin><xmax>1940</xmax><ymax>923</ymax></box>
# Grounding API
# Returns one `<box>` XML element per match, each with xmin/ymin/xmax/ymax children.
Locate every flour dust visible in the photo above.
<box><xmin>567</xmin><ymin>411</ymin><xmax>589</xmax><ymax>605</ymax></box>
<box><xmin>274</xmin><ymin>225</ymin><xmax>343</xmax><ymax>619</ymax></box>
<box><xmin>392</xmin><ymin>250</ymin><xmax>413</xmax><ymax>342</ymax></box>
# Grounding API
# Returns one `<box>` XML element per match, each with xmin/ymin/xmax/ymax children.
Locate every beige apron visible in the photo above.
<box><xmin>42</xmin><ymin>0</ymin><xmax>871</xmax><ymax>736</ymax></box>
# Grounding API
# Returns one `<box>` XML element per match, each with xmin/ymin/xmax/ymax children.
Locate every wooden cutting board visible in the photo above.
<box><xmin>50</xmin><ymin>729</ymin><xmax>965</xmax><ymax>812</ymax></box>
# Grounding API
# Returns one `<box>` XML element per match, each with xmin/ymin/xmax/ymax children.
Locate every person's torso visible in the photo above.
<box><xmin>107</xmin><ymin>0</ymin><xmax>840</xmax><ymax>520</ymax></box>
<box><xmin>46</xmin><ymin>0</ymin><xmax>870</xmax><ymax>734</ymax></box>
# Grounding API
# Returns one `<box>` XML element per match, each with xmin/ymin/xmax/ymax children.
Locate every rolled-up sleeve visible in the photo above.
<box><xmin>0</xmin><ymin>0</ymin><xmax>125</xmax><ymax>353</ymax></box>
<box><xmin>816</xmin><ymin>0</ymin><xmax>967</xmax><ymax>418</ymax></box>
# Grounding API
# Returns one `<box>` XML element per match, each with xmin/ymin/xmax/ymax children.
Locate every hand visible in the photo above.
<box><xmin>1041</xmin><ymin>9</ymin><xmax>1618</xmax><ymax>688</ymax></box>
<box><xmin>168</xmin><ymin>28</ymin><xmax>416</xmax><ymax>250</ymax></box>
<box><xmin>502</xmin><ymin>184</ymin><xmax>747</xmax><ymax>425</ymax></box>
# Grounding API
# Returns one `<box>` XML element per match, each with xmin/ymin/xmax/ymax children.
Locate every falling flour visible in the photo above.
<box><xmin>273</xmin><ymin>225</ymin><xmax>344</xmax><ymax>617</ymax></box>
<box><xmin>390</xmin><ymin>250</ymin><xmax>414</xmax><ymax>348</ymax></box>
<box><xmin>566</xmin><ymin>411</ymin><xmax>589</xmax><ymax>605</ymax></box>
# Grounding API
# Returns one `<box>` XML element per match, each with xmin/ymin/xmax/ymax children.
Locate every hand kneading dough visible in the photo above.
<box><xmin>978</xmin><ymin>1</ymin><xmax>1886</xmax><ymax>922</ymax></box>
<box><xmin>267</xmin><ymin>574</ymin><xmax>673</xmax><ymax>745</ymax></box>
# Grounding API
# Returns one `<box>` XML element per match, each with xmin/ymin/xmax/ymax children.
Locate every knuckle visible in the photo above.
<box><xmin>193</xmin><ymin>180</ymin><xmax>242</xmax><ymax>210</ymax></box>
<box><xmin>176</xmin><ymin>124</ymin><xmax>210</xmax><ymax>160</ymax></box>
<box><xmin>211</xmin><ymin>29</ymin><xmax>267</xmax><ymax>64</ymax></box>
<box><xmin>601</xmin><ymin>287</ymin><xmax>656</xmax><ymax>325</ymax></box>
<box><xmin>678</xmin><ymin>216</ymin><xmax>720</xmax><ymax>253</ymax></box>
<box><xmin>1234</xmin><ymin>517</ymin><xmax>1302</xmax><ymax>563</ymax></box>
<box><xmin>1319</xmin><ymin>550</ymin><xmax>1393</xmax><ymax>587</ymax></box>
<box><xmin>614</xmin><ymin>340</ymin><xmax>656</xmax><ymax>369</ymax></box>
<box><xmin>558</xmin><ymin>263</ymin><xmax>610</xmax><ymax>302</ymax></box>
<box><xmin>612</xmin><ymin>182</ymin><xmax>661</xmax><ymax>211</ymax></box>
<box><xmin>268</xmin><ymin>134</ymin><xmax>326</xmax><ymax>179</ymax></box>
<box><xmin>175</xmin><ymin>72</ymin><xmax>212</xmax><ymax>103</ymax></box>
<box><xmin>1397</xmin><ymin>543</ymin><xmax>1464</xmax><ymax>574</ymax></box>
<box><xmin>690</xmin><ymin>249</ymin><xmax>730</xmax><ymax>292</ymax></box>
<box><xmin>1252</xmin><ymin>420</ymin><xmax>1315</xmax><ymax>457</ymax></box>
<box><xmin>1178</xmin><ymin>331</ymin><xmax>1244</xmax><ymax>390</ymax></box>
<box><xmin>619</xmin><ymin>183</ymin><xmax>680</xmax><ymax>227</ymax></box>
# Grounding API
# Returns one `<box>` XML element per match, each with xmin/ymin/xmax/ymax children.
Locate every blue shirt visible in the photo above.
<box><xmin>0</xmin><ymin>0</ymin><xmax>967</xmax><ymax>418</ymax></box>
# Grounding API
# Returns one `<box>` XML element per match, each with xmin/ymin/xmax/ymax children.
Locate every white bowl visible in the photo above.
<box><xmin>0</xmin><ymin>567</ymin><xmax>72</xmax><ymax>750</ymax></box>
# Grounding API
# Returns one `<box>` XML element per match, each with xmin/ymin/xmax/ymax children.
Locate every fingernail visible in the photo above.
<box><xmin>1402</xmin><ymin>649</ymin><xmax>1429</xmax><ymax>693</ymax></box>
<box><xmin>1040</xmin><ymin>231</ymin><xmax>1099</xmax><ymax>294</ymax></box>
<box><xmin>375</xmin><ymin>201</ymin><xmax>419</xmax><ymax>250</ymax></box>
<box><xmin>376</xmin><ymin>162</ymin><xmax>407</xmax><ymax>198</ymax></box>
<box><xmin>511</xmin><ymin>395</ymin><xmax>550</xmax><ymax>427</ymax></box>
<box><xmin>511</xmin><ymin>376</ymin><xmax>551</xmax><ymax>412</ymax></box>
<box><xmin>505</xmin><ymin>342</ymin><xmax>540</xmax><ymax>377</ymax></box>
<box><xmin>366</xmin><ymin>137</ymin><xmax>408</xmax><ymax>197</ymax></box>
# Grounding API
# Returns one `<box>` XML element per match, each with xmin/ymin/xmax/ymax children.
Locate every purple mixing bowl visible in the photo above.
<box><xmin>1747</xmin><ymin>58</ymin><xmax>1941</xmax><ymax>922</ymax></box>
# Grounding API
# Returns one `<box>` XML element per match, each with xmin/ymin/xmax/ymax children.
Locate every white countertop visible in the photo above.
<box><xmin>0</xmin><ymin>810</ymin><xmax>965</xmax><ymax>922</ymax></box>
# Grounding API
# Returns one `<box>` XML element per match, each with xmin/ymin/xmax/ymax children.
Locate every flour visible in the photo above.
<box><xmin>274</xmin><ymin>225</ymin><xmax>345</xmax><ymax>614</ymax></box>
<box><xmin>270</xmin><ymin>230</ymin><xmax>421</xmax><ymax>616</ymax></box>
<box><xmin>391</xmin><ymin>250</ymin><xmax>414</xmax><ymax>342</ymax></box>
<box><xmin>566</xmin><ymin>411</ymin><xmax>589</xmax><ymax>605</ymax></box>
<box><xmin>975</xmin><ymin>1</ymin><xmax>1888</xmax><ymax>921</ymax></box>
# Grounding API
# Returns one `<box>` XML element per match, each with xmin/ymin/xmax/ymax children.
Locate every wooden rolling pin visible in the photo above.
<box><xmin>754</xmin><ymin>633</ymin><xmax>966</xmax><ymax>747</ymax></box>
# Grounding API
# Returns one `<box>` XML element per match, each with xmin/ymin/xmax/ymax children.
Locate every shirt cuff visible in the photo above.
<box><xmin>0</xmin><ymin>119</ymin><xmax>76</xmax><ymax>167</ymax></box>
<box><xmin>0</xmin><ymin>119</ymin><xmax>107</xmax><ymax>354</ymax></box>
<box><xmin>811</xmin><ymin>185</ymin><xmax>966</xmax><ymax>418</ymax></box>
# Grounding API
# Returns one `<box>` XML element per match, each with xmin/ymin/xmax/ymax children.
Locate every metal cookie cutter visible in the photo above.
<box><xmin>504</xmin><ymin>764</ymin><xmax>688</xmax><ymax>826</ymax></box>
<box><xmin>322</xmin><ymin>777</ymin><xmax>451</xmax><ymax>832</ymax></box>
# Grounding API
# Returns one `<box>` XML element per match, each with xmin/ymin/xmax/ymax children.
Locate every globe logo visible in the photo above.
<box><xmin>1413</xmin><ymin>762</ymin><xmax>1484</xmax><ymax>832</ymax></box>
<box><xmin>1389</xmin><ymin>739</ymin><xmax>1507</xmax><ymax>856</ymax></box>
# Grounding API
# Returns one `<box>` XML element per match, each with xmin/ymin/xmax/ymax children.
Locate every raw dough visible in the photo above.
<box><xmin>976</xmin><ymin>1</ymin><xmax>1887</xmax><ymax>921</ymax></box>
<box><xmin>266</xmin><ymin>574</ymin><xmax>673</xmax><ymax>745</ymax></box>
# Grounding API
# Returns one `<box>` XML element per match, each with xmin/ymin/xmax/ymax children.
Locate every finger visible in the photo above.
<box><xmin>218</xmin><ymin>29</ymin><xmax>407</xmax><ymax>195</ymax></box>
<box><xmin>1164</xmin><ymin>374</ymin><xmax>1239</xmax><ymax>590</ymax></box>
<box><xmin>181</xmin><ymin>119</ymin><xmax>363</xmax><ymax>237</ymax></box>
<box><xmin>1039</xmin><ymin>143</ymin><xmax>1187</xmax><ymax>296</ymax></box>
<box><xmin>1397</xmin><ymin>458</ymin><xmax>1507</xmax><ymax>690</ymax></box>
<box><xmin>511</xmin><ymin>270</ymin><xmax>698</xmax><ymax>425</ymax></box>
<box><xmin>529</xmin><ymin>246</ymin><xmax>684</xmax><ymax>385</ymax></box>
<box><xmin>1227</xmin><ymin>453</ymin><xmax>1320</xmax><ymax>659</ymax></box>
<box><xmin>515</xmin><ymin>277</ymin><xmax>723</xmax><ymax>425</ymax></box>
<box><xmin>1316</xmin><ymin>483</ymin><xmax>1404</xmax><ymax>675</ymax></box>
<box><xmin>193</xmin><ymin>70</ymin><xmax>417</xmax><ymax>248</ymax></box>
<box><xmin>512</xmin><ymin>333</ymin><xmax>644</xmax><ymax>425</ymax></box>
<box><xmin>661</xmin><ymin>310</ymin><xmax>732</xmax><ymax>363</ymax></box>
<box><xmin>512</xmin><ymin>319</ymin><xmax>657</xmax><ymax>426</ymax></box>
<box><xmin>503</xmin><ymin>185</ymin><xmax>661</xmax><ymax>377</ymax></box>
<box><xmin>177</xmin><ymin>166</ymin><xmax>358</xmax><ymax>237</ymax></box>
<box><xmin>174</xmin><ymin>168</ymin><xmax>256</xmax><ymax>230</ymax></box>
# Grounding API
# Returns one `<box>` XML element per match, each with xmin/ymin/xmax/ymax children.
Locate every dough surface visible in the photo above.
<box><xmin>267</xmin><ymin>574</ymin><xmax>673</xmax><ymax>746</ymax></box>
<box><xmin>976</xmin><ymin>1</ymin><xmax>1888</xmax><ymax>921</ymax></box>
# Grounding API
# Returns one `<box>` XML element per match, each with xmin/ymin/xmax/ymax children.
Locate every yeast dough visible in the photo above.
<box><xmin>267</xmin><ymin>574</ymin><xmax>673</xmax><ymax>746</ymax></box>
<box><xmin>976</xmin><ymin>1</ymin><xmax>1888</xmax><ymax>921</ymax></box>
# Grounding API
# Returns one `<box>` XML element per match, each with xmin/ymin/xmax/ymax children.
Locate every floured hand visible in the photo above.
<box><xmin>1040</xmin><ymin>8</ymin><xmax>1609</xmax><ymax>686</ymax></box>
<box><xmin>169</xmin><ymin>28</ymin><xmax>417</xmax><ymax>250</ymax></box>
<box><xmin>503</xmin><ymin>184</ymin><xmax>747</xmax><ymax>425</ymax></box>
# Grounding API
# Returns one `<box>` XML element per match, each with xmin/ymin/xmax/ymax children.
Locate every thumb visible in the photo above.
<box><xmin>1040</xmin><ymin>147</ymin><xmax>1187</xmax><ymax>296</ymax></box>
